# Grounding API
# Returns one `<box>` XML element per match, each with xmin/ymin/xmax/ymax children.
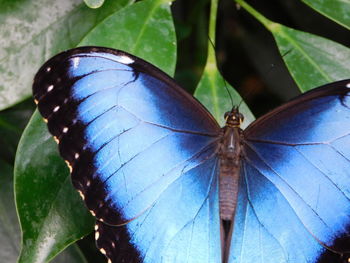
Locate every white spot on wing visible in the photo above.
<box><xmin>53</xmin><ymin>106</ymin><xmax>60</xmax><ymax>112</ymax></box>
<box><xmin>115</xmin><ymin>55</ymin><xmax>134</xmax><ymax>64</ymax></box>
<box><xmin>346</xmin><ymin>82</ymin><xmax>350</xmax><ymax>88</ymax></box>
<box><xmin>72</xmin><ymin>57</ymin><xmax>80</xmax><ymax>68</ymax></box>
<box><xmin>65</xmin><ymin>160</ymin><xmax>72</xmax><ymax>172</ymax></box>
<box><xmin>95</xmin><ymin>231</ymin><xmax>100</xmax><ymax>240</ymax></box>
<box><xmin>78</xmin><ymin>190</ymin><xmax>85</xmax><ymax>200</ymax></box>
<box><xmin>74</xmin><ymin>153</ymin><xmax>79</xmax><ymax>159</ymax></box>
<box><xmin>86</xmin><ymin>180</ymin><xmax>90</xmax><ymax>187</ymax></box>
<box><xmin>46</xmin><ymin>67</ymin><xmax>51</xmax><ymax>72</ymax></box>
<box><xmin>100</xmin><ymin>248</ymin><xmax>106</xmax><ymax>255</ymax></box>
<box><xmin>47</xmin><ymin>85</ymin><xmax>54</xmax><ymax>92</ymax></box>
<box><xmin>63</xmin><ymin>127</ymin><xmax>68</xmax><ymax>133</ymax></box>
<box><xmin>95</xmin><ymin>224</ymin><xmax>99</xmax><ymax>231</ymax></box>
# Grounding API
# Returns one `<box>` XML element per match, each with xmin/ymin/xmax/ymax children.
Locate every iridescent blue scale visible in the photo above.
<box><xmin>33</xmin><ymin>47</ymin><xmax>350</xmax><ymax>263</ymax></box>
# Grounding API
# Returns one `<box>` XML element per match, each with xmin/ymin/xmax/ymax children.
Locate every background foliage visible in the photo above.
<box><xmin>0</xmin><ymin>0</ymin><xmax>349</xmax><ymax>262</ymax></box>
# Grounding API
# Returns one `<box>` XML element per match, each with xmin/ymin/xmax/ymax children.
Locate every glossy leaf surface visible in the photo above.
<box><xmin>270</xmin><ymin>24</ymin><xmax>350</xmax><ymax>92</ymax></box>
<box><xmin>0</xmin><ymin>0</ymin><xmax>132</xmax><ymax>110</ymax></box>
<box><xmin>80</xmin><ymin>0</ymin><xmax>176</xmax><ymax>76</ymax></box>
<box><xmin>235</xmin><ymin>0</ymin><xmax>350</xmax><ymax>92</ymax></box>
<box><xmin>301</xmin><ymin>0</ymin><xmax>350</xmax><ymax>30</ymax></box>
<box><xmin>15</xmin><ymin>111</ymin><xmax>95</xmax><ymax>263</ymax></box>
<box><xmin>1</xmin><ymin>141</ymin><xmax>88</xmax><ymax>263</ymax></box>
<box><xmin>0</xmin><ymin>160</ymin><xmax>20</xmax><ymax>262</ymax></box>
<box><xmin>0</xmin><ymin>100</ymin><xmax>34</xmax><ymax>162</ymax></box>
<box><xmin>51</xmin><ymin>245</ymin><xmax>88</xmax><ymax>263</ymax></box>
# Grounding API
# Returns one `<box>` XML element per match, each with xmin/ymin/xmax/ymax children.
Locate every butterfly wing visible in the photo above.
<box><xmin>229</xmin><ymin>80</ymin><xmax>350</xmax><ymax>263</ymax></box>
<box><xmin>33</xmin><ymin>47</ymin><xmax>222</xmax><ymax>263</ymax></box>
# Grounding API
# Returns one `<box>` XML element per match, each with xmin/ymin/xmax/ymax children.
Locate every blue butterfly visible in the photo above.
<box><xmin>33</xmin><ymin>47</ymin><xmax>350</xmax><ymax>263</ymax></box>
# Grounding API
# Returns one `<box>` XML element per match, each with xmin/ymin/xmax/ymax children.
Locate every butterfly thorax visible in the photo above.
<box><xmin>219</xmin><ymin>108</ymin><xmax>244</xmax><ymax>261</ymax></box>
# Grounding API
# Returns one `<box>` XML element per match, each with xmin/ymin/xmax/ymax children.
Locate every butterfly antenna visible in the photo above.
<box><xmin>237</xmin><ymin>97</ymin><xmax>244</xmax><ymax>110</ymax></box>
<box><xmin>208</xmin><ymin>36</ymin><xmax>235</xmax><ymax>108</ymax></box>
<box><xmin>222</xmin><ymin>77</ymin><xmax>234</xmax><ymax>108</ymax></box>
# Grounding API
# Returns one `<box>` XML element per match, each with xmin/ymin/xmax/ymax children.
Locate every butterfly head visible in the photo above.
<box><xmin>224</xmin><ymin>107</ymin><xmax>244</xmax><ymax>128</ymax></box>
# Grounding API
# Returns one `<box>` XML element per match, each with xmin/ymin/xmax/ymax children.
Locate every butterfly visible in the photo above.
<box><xmin>33</xmin><ymin>46</ymin><xmax>350</xmax><ymax>263</ymax></box>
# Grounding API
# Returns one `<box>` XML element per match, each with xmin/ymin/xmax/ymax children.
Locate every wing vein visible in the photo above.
<box><xmin>243</xmin><ymin>141</ymin><xmax>330</xmax><ymax>230</ymax></box>
<box><xmin>114</xmin><ymin>138</ymin><xmax>220</xmax><ymax>212</ymax></box>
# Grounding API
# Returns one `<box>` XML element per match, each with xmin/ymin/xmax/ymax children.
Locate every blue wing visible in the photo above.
<box><xmin>33</xmin><ymin>47</ymin><xmax>350</xmax><ymax>263</ymax></box>
<box><xmin>229</xmin><ymin>80</ymin><xmax>350</xmax><ymax>263</ymax></box>
<box><xmin>33</xmin><ymin>47</ymin><xmax>222</xmax><ymax>263</ymax></box>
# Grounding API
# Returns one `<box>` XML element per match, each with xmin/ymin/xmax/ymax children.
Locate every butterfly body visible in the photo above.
<box><xmin>218</xmin><ymin>108</ymin><xmax>244</xmax><ymax>261</ymax></box>
<box><xmin>33</xmin><ymin>47</ymin><xmax>350</xmax><ymax>263</ymax></box>
<box><xmin>219</xmin><ymin>108</ymin><xmax>243</xmax><ymax>219</ymax></box>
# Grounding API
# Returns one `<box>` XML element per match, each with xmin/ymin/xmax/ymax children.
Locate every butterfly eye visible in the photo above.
<box><xmin>224</xmin><ymin>111</ymin><xmax>230</xmax><ymax>120</ymax></box>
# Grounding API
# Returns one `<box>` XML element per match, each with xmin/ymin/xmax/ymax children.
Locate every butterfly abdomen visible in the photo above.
<box><xmin>219</xmin><ymin>121</ymin><xmax>242</xmax><ymax>262</ymax></box>
<box><xmin>219</xmin><ymin>164</ymin><xmax>239</xmax><ymax>221</ymax></box>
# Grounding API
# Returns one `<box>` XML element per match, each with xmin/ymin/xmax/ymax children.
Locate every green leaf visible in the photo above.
<box><xmin>235</xmin><ymin>0</ymin><xmax>350</xmax><ymax>92</ymax></box>
<box><xmin>0</xmin><ymin>160</ymin><xmax>21</xmax><ymax>262</ymax></box>
<box><xmin>84</xmin><ymin>0</ymin><xmax>105</xmax><ymax>9</ymax></box>
<box><xmin>301</xmin><ymin>0</ymin><xmax>350</xmax><ymax>30</ymax></box>
<box><xmin>0</xmin><ymin>0</ymin><xmax>132</xmax><ymax>111</ymax></box>
<box><xmin>269</xmin><ymin>23</ymin><xmax>350</xmax><ymax>92</ymax></box>
<box><xmin>14</xmin><ymin>111</ymin><xmax>95</xmax><ymax>263</ymax></box>
<box><xmin>195</xmin><ymin>0</ymin><xmax>254</xmax><ymax>128</ymax></box>
<box><xmin>0</xmin><ymin>100</ymin><xmax>34</xmax><ymax>162</ymax></box>
<box><xmin>194</xmin><ymin>57</ymin><xmax>255</xmax><ymax>128</ymax></box>
<box><xmin>51</xmin><ymin>245</ymin><xmax>87</xmax><ymax>263</ymax></box>
<box><xmin>80</xmin><ymin>0</ymin><xmax>177</xmax><ymax>76</ymax></box>
<box><xmin>0</xmin><ymin>159</ymin><xmax>86</xmax><ymax>263</ymax></box>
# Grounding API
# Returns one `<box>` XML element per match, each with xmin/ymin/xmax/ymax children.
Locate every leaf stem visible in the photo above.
<box><xmin>207</xmin><ymin>0</ymin><xmax>218</xmax><ymax>69</ymax></box>
<box><xmin>234</xmin><ymin>0</ymin><xmax>278</xmax><ymax>32</ymax></box>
